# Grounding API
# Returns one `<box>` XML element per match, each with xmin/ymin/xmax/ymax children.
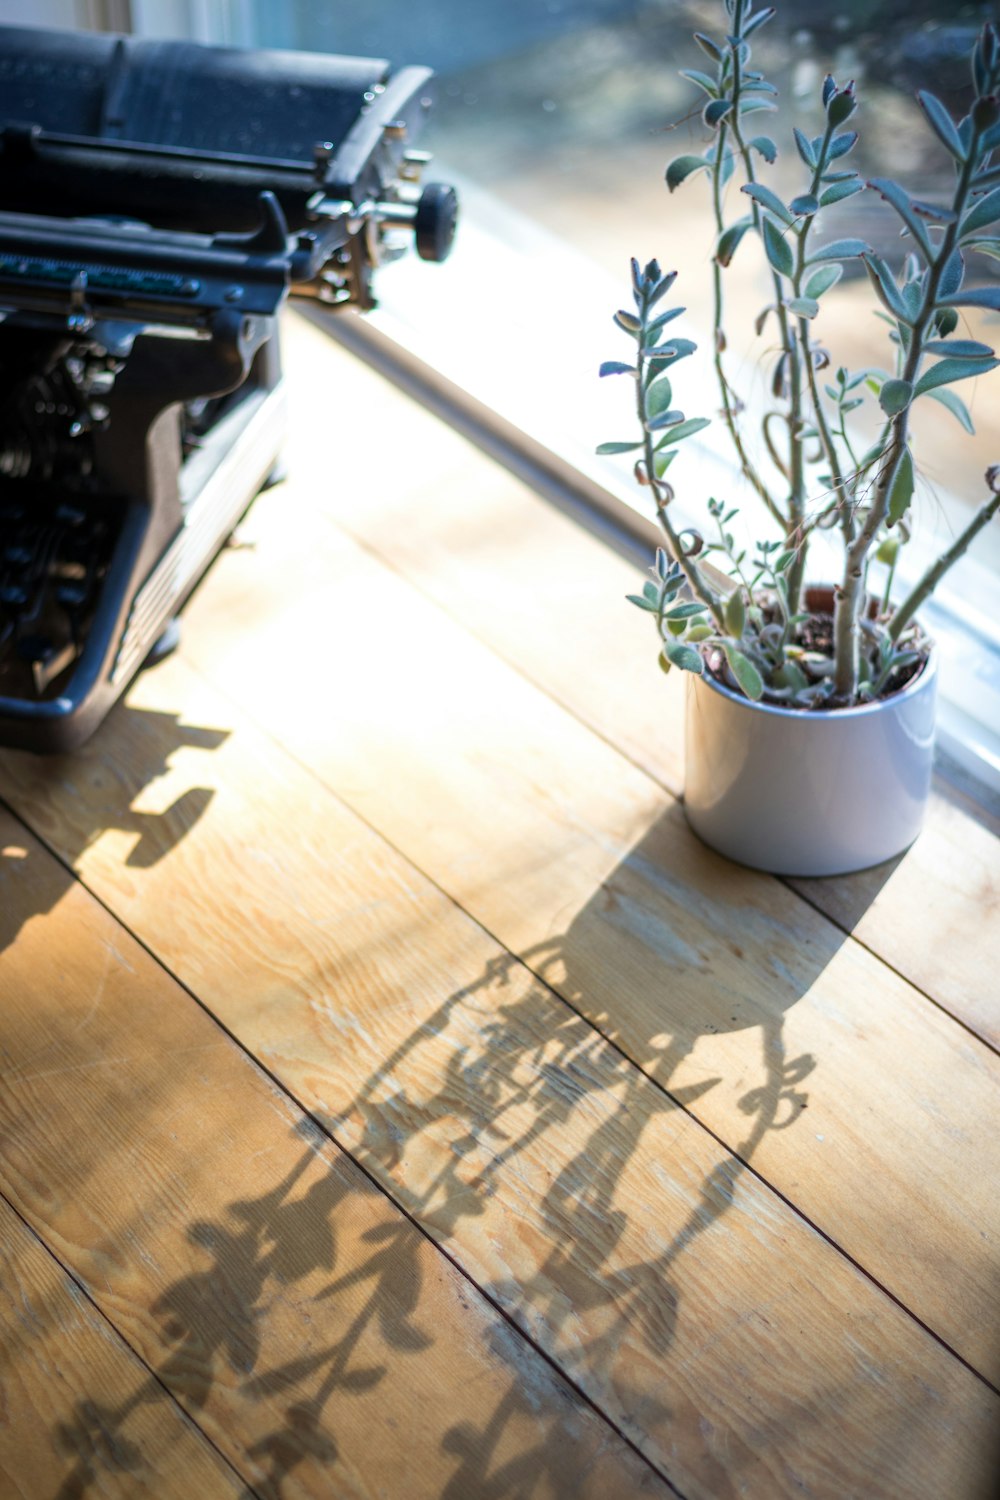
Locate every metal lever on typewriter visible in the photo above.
<box><xmin>0</xmin><ymin>24</ymin><xmax>458</xmax><ymax>752</ymax></box>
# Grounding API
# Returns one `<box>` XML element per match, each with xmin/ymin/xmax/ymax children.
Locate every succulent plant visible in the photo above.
<box><xmin>601</xmin><ymin>0</ymin><xmax>1000</xmax><ymax>708</ymax></box>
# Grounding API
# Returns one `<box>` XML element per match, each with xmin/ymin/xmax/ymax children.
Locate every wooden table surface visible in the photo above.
<box><xmin>1</xmin><ymin>311</ymin><xmax>998</xmax><ymax>1500</ymax></box>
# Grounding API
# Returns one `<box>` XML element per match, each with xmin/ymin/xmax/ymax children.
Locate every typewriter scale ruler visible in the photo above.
<box><xmin>0</xmin><ymin>214</ymin><xmax>289</xmax><ymax>321</ymax></box>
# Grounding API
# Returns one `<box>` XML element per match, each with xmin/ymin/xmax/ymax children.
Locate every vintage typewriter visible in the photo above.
<box><xmin>0</xmin><ymin>25</ymin><xmax>457</xmax><ymax>751</ymax></box>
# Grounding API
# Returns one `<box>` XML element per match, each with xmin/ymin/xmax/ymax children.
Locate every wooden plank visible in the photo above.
<box><xmin>152</xmin><ymin>484</ymin><xmax>1000</xmax><ymax>1384</ymax></box>
<box><xmin>785</xmin><ymin>776</ymin><xmax>1000</xmax><ymax>1046</ymax></box>
<box><xmin>0</xmin><ymin>811</ymin><xmax>669</xmax><ymax>1500</ymax></box>
<box><xmin>282</xmin><ymin>313</ymin><xmax>1000</xmax><ymax>1043</ymax></box>
<box><xmin>1</xmin><ymin>669</ymin><xmax>997</xmax><ymax>1499</ymax></box>
<box><xmin>0</xmin><ymin>1194</ymin><xmax>245</xmax><ymax>1500</ymax></box>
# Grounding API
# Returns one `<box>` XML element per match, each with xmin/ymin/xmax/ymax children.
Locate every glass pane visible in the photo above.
<box><xmin>259</xmin><ymin>2</ymin><xmax>999</xmax><ymax>581</ymax></box>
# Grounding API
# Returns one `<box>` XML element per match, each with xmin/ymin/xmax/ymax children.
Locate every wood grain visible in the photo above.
<box><xmin>1</xmin><ymin>661</ymin><xmax>996</xmax><ymax>1500</ymax></box>
<box><xmin>158</xmin><ymin>480</ymin><xmax>1000</xmax><ymax>1384</ymax></box>
<box><xmin>0</xmin><ymin>1193</ymin><xmax>244</xmax><ymax>1500</ymax></box>
<box><xmin>280</xmin><ymin>313</ymin><xmax>1000</xmax><ymax>1045</ymax></box>
<box><xmin>0</xmin><ymin>811</ymin><xmax>668</xmax><ymax>1500</ymax></box>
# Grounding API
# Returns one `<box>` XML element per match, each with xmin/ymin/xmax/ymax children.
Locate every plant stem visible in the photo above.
<box><xmin>881</xmin><ymin>545</ymin><xmax>899</xmax><ymax>615</ymax></box>
<box><xmin>888</xmin><ymin>488</ymin><xmax>1000</xmax><ymax>639</ymax></box>
<box><xmin>789</xmin><ymin>116</ymin><xmax>859</xmax><ymax>581</ymax></box>
<box><xmin>709</xmin><ymin>127</ymin><xmax>786</xmax><ymax>530</ymax></box>
<box><xmin>833</xmin><ymin>131</ymin><xmax>981</xmax><ymax>698</ymax></box>
<box><xmin>723</xmin><ymin>6</ymin><xmax>806</xmax><ymax>586</ymax></box>
<box><xmin>636</xmin><ymin>319</ymin><xmax>726</xmax><ymax>632</ymax></box>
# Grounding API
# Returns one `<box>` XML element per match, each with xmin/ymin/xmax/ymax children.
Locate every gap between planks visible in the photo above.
<box><xmin>281</xmin><ymin>311</ymin><xmax>999</xmax><ymax>1049</ymax></box>
<box><xmin>0</xmin><ymin>809</ymin><xmax>672</xmax><ymax>1500</ymax></box>
<box><xmin>0</xmin><ymin>662</ymin><xmax>996</xmax><ymax>1500</ymax></box>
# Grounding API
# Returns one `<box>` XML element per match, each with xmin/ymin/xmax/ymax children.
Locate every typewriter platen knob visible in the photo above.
<box><xmin>413</xmin><ymin>183</ymin><xmax>459</xmax><ymax>263</ymax></box>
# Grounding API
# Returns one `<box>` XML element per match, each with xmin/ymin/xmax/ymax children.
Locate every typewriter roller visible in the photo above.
<box><xmin>0</xmin><ymin>26</ymin><xmax>458</xmax><ymax>751</ymax></box>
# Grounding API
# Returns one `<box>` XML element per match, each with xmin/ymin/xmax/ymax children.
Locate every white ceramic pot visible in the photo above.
<box><xmin>683</xmin><ymin>650</ymin><xmax>938</xmax><ymax>877</ymax></box>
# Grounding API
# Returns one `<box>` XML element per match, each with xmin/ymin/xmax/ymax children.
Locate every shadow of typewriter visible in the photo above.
<box><xmin>0</xmin><ymin>702</ymin><xmax>228</xmax><ymax>960</ymax></box>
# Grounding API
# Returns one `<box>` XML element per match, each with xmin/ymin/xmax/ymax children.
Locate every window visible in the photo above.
<box><xmin>89</xmin><ymin>2</ymin><xmax>1000</xmax><ymax>786</ymax></box>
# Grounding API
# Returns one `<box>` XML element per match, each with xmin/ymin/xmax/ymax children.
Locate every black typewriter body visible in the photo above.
<box><xmin>0</xmin><ymin>26</ymin><xmax>456</xmax><ymax>751</ymax></box>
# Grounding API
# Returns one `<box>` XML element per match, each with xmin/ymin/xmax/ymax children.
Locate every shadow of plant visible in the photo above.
<box><xmin>37</xmin><ymin>786</ymin><xmax>819</xmax><ymax>1499</ymax></box>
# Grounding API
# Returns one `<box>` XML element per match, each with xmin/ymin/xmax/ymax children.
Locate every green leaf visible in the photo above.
<box><xmin>900</xmin><ymin>279</ymin><xmax>923</xmax><ymax>321</ymax></box>
<box><xmin>743</xmin><ymin>7</ymin><xmax>776</xmax><ymax>37</ymax></box>
<box><xmin>646</xmin><ymin>376</ymin><xmax>674</xmax><ymax>417</ymax></box>
<box><xmin>643</xmin><ymin>580</ymin><xmax>660</xmax><ymax>604</ymax></box>
<box><xmin>657</xmin><ymin>651</ymin><xmax>672</xmax><ymax>675</ymax></box>
<box><xmin>938</xmin><ymin>285</ymin><xmax>1000</xmax><ymax>312</ymax></box>
<box><xmin>938</xmin><ymin>247</ymin><xmax>965</xmax><ymax>298</ymax></box>
<box><xmin>599</xmin><ymin>360</ymin><xmax>635</xmax><ymax>377</ymax></box>
<box><xmin>666</xmin><ymin>154</ymin><xmax>710</xmax><ymax>192</ymax></box>
<box><xmin>827</xmin><ymin>86</ymin><xmax>857</xmax><ymax>127</ymax></box>
<box><xmin>965</xmin><ymin>237</ymin><xmax>1000</xmax><ymax>261</ymax></box>
<box><xmin>917</xmin><ymin>90</ymin><xmax>966</xmax><ymax>162</ymax></box>
<box><xmin>792</xmin><ymin>127</ymin><xmax>817</xmax><ymax>168</ymax></box>
<box><xmin>923</xmin><ymin>386</ymin><xmax>974</xmax><ymax>433</ymax></box>
<box><xmin>663</xmin><ymin>600</ymin><xmax>709</xmax><ymax>620</ymax></box>
<box><xmin>716</xmin><ymin>215</ymin><xmax>754</xmax><ymax>267</ymax></box>
<box><xmin>804</xmin><ymin>263</ymin><xmax>843</xmax><ymax>299</ymax></box>
<box><xmin>887</xmin><ymin>446</ymin><xmax>915</xmax><ymax>526</ymax></box>
<box><xmin>627</xmin><ymin>592</ymin><xmax>659</xmax><ymax>612</ymax></box>
<box><xmin>774</xmin><ymin>660</ymin><xmax>810</xmax><ymax>693</ymax></box>
<box><xmin>773</xmin><ymin>549</ymin><xmax>797</xmax><ymax>572</ymax></box>
<box><xmin>748</xmin><ymin>134</ymin><xmax>777</xmax><ymax>164</ymax></box>
<box><xmin>647</xmin><ymin>269</ymin><xmax>679</xmax><ymax>306</ymax></box>
<box><xmin>819</xmin><ymin>179</ymin><xmax>864</xmax><ymax>208</ymax></box>
<box><xmin>723</xmin><ymin>644</ymin><xmax>764</xmax><ymax>700</ymax></box>
<box><xmin>923</xmin><ymin>338</ymin><xmax>995</xmax><ymax>360</ymax></box>
<box><xmin>650</xmin><ymin>375</ymin><xmax>671</xmax><ymax>417</ymax></box>
<box><xmin>613</xmin><ymin>310</ymin><xmax>642</xmax><ymax>336</ymax></box>
<box><xmin>806</xmin><ymin>237</ymin><xmax>868</xmax><ymax>263</ymax></box>
<box><xmin>643</xmin><ymin>336</ymin><xmax>698</xmax><ymax>366</ymax></box>
<box><xmin>724</xmin><ymin>589</ymin><xmax>745</xmax><ymax>636</ymax></box>
<box><xmin>646</xmin><ymin>409</ymin><xmax>686</xmax><ymax>430</ymax></box>
<box><xmin>738</xmin><ymin>98</ymin><xmax>778</xmax><ymax>116</ymax></box>
<box><xmin>868</xmin><ymin>178</ymin><xmax>933</xmax><ymax>260</ymax></box>
<box><xmin>597</xmin><ymin>441</ymin><xmax>643</xmax><ymax>455</ymax></box>
<box><xmin>913</xmin><ymin>355</ymin><xmax>1000</xmax><ymax>395</ymax></box>
<box><xmin>693</xmin><ymin>31</ymin><xmax>723</xmax><ymax>61</ymax></box>
<box><xmin>878</xmin><ymin>378</ymin><xmax>914</xmax><ymax>416</ymax></box>
<box><xmin>655</xmin><ymin>416</ymin><xmax>711</xmax><ymax>444</ymax></box>
<box><xmin>829</xmin><ymin>130</ymin><xmax>859</xmax><ymax>159</ymax></box>
<box><xmin>960</xmin><ymin>186</ymin><xmax>1000</xmax><ymax>238</ymax></box>
<box><xmin>664</xmin><ymin>641</ymin><xmax>704</xmax><ymax>672</ymax></box>
<box><xmin>679</xmin><ymin>67</ymin><xmax>719</xmax><ymax>98</ymax></box>
<box><xmin>910</xmin><ymin>198</ymin><xmax>957</xmax><ymax>224</ymax></box>
<box><xmin>789</xmin><ymin>193</ymin><xmax>819</xmax><ymax>217</ymax></box>
<box><xmin>862</xmin><ymin>252</ymin><xmax>912</xmax><ymax>323</ymax></box>
<box><xmin>972</xmin><ymin>164</ymin><xmax>1000</xmax><ymax>191</ymax></box>
<box><xmin>646</xmin><ymin>306</ymin><xmax>685</xmax><ymax>339</ymax></box>
<box><xmin>703</xmin><ymin>98</ymin><xmax>733</xmax><ymax>127</ymax></box>
<box><xmin>762</xmin><ymin>216</ymin><xmax>794</xmax><ymax>277</ymax></box>
<box><xmin>742</xmin><ymin>182</ymin><xmax>795</xmax><ymax>226</ymax></box>
<box><xmin>787</xmin><ymin>296</ymin><xmax>820</xmax><ymax>318</ymax></box>
<box><xmin>653</xmin><ymin>450</ymin><xmax>676</xmax><ymax>477</ymax></box>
